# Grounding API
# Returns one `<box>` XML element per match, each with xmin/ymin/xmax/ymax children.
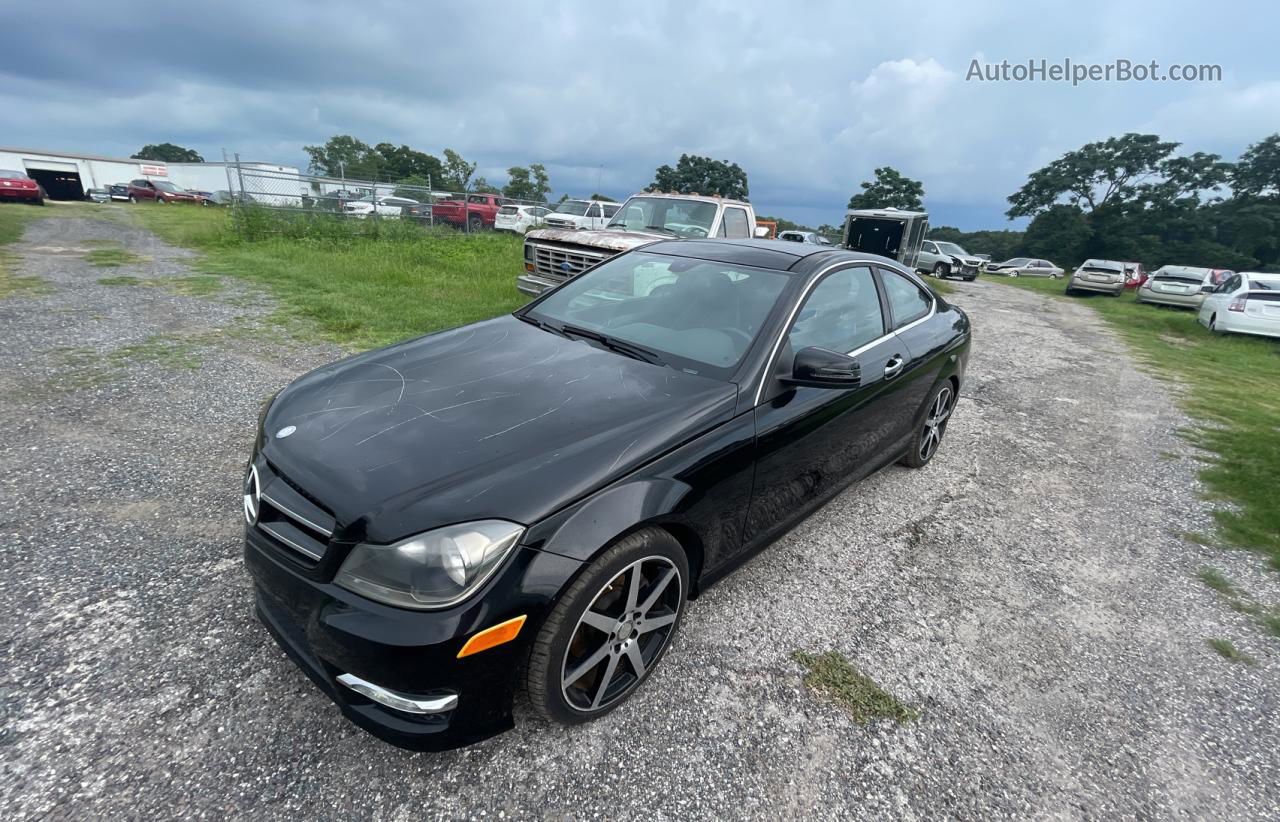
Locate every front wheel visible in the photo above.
<box><xmin>525</xmin><ymin>528</ymin><xmax>688</xmax><ymax>724</ymax></box>
<box><xmin>468</xmin><ymin>215</ymin><xmax>483</xmax><ymax>232</ymax></box>
<box><xmin>900</xmin><ymin>382</ymin><xmax>955</xmax><ymax>469</ymax></box>
<box><xmin>933</xmin><ymin>262</ymin><xmax>950</xmax><ymax>279</ymax></box>
<box><xmin>128</xmin><ymin>195</ymin><xmax>137</xmax><ymax>204</ymax></box>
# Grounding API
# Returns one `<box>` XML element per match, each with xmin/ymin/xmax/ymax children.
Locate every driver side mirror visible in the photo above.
<box><xmin>754</xmin><ymin>226</ymin><xmax>769</xmax><ymax>238</ymax></box>
<box><xmin>783</xmin><ymin>347</ymin><xmax>861</xmax><ymax>389</ymax></box>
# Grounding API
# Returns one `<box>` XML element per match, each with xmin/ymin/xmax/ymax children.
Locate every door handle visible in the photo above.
<box><xmin>884</xmin><ymin>355</ymin><xmax>906</xmax><ymax>379</ymax></box>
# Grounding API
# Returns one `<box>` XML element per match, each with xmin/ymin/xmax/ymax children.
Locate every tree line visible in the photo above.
<box><xmin>925</xmin><ymin>132</ymin><xmax>1279</xmax><ymax>271</ymax></box>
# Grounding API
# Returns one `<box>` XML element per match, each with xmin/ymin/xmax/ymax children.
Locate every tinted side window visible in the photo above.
<box><xmin>922</xmin><ymin>241</ymin><xmax>937</xmax><ymax>254</ymax></box>
<box><xmin>602</xmin><ymin>204</ymin><xmax>620</xmax><ymax>217</ymax></box>
<box><xmin>881</xmin><ymin>270</ymin><xmax>932</xmax><ymax>328</ymax></box>
<box><xmin>587</xmin><ymin>203</ymin><xmax>601</xmax><ymax>218</ymax></box>
<box><xmin>788</xmin><ymin>266</ymin><xmax>884</xmax><ymax>354</ymax></box>
<box><xmin>723</xmin><ymin>208</ymin><xmax>750</xmax><ymax>239</ymax></box>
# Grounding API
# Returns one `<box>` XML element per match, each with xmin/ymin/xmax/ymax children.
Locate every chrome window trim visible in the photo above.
<box><xmin>753</xmin><ymin>261</ymin><xmax>936</xmax><ymax>406</ymax></box>
<box><xmin>260</xmin><ymin>492</ymin><xmax>334</xmax><ymax>537</ymax></box>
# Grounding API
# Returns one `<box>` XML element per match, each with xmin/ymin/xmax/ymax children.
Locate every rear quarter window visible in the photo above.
<box><xmin>880</xmin><ymin>270</ymin><xmax>933</xmax><ymax>328</ymax></box>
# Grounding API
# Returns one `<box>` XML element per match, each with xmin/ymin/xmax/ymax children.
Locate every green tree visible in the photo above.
<box><xmin>392</xmin><ymin>175</ymin><xmax>432</xmax><ymax>199</ymax></box>
<box><xmin>470</xmin><ymin>176</ymin><xmax>501</xmax><ymax>194</ymax></box>
<box><xmin>1231</xmin><ymin>133</ymin><xmax>1280</xmax><ymax>199</ymax></box>
<box><xmin>847</xmin><ymin>167</ymin><xmax>924</xmax><ymax>211</ymax></box>
<box><xmin>373</xmin><ymin>143</ymin><xmax>444</xmax><ymax>184</ymax></box>
<box><xmin>756</xmin><ymin>215</ymin><xmax>814</xmax><ymax>233</ymax></box>
<box><xmin>1022</xmin><ymin>204</ymin><xmax>1092</xmax><ymax>264</ymax></box>
<box><xmin>132</xmin><ymin>143</ymin><xmax>204</xmax><ymax>163</ymax></box>
<box><xmin>440</xmin><ymin>148</ymin><xmax>477</xmax><ymax>192</ymax></box>
<box><xmin>303</xmin><ymin>135</ymin><xmax>375</xmax><ymax>178</ymax></box>
<box><xmin>651</xmin><ymin>154</ymin><xmax>749</xmax><ymax>200</ymax></box>
<box><xmin>589</xmin><ymin>192</ymin><xmax>614</xmax><ymax>201</ymax></box>
<box><xmin>1006</xmin><ymin>133</ymin><xmax>1179</xmax><ymax>218</ymax></box>
<box><xmin>503</xmin><ymin>163</ymin><xmax>552</xmax><ymax>202</ymax></box>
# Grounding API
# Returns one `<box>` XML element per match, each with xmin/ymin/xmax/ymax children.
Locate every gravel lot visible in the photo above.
<box><xmin>3</xmin><ymin>209</ymin><xmax>1279</xmax><ymax>820</ymax></box>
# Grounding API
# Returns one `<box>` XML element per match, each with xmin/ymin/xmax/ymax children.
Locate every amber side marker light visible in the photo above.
<box><xmin>457</xmin><ymin>615</ymin><xmax>527</xmax><ymax>658</ymax></box>
<box><xmin>524</xmin><ymin>262</ymin><xmax>535</xmax><ymax>271</ymax></box>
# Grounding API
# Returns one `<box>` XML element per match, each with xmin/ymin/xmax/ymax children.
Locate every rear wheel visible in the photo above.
<box><xmin>468</xmin><ymin>214</ymin><xmax>483</xmax><ymax>232</ymax></box>
<box><xmin>900</xmin><ymin>382</ymin><xmax>955</xmax><ymax>469</ymax></box>
<box><xmin>525</xmin><ymin>528</ymin><xmax>688</xmax><ymax>724</ymax></box>
<box><xmin>933</xmin><ymin>262</ymin><xmax>950</xmax><ymax>279</ymax></box>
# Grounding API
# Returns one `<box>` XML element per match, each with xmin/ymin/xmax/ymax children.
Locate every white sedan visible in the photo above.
<box><xmin>343</xmin><ymin>195</ymin><xmax>419</xmax><ymax>219</ymax></box>
<box><xmin>1198</xmin><ymin>271</ymin><xmax>1280</xmax><ymax>339</ymax></box>
<box><xmin>495</xmin><ymin>204</ymin><xmax>552</xmax><ymax>234</ymax></box>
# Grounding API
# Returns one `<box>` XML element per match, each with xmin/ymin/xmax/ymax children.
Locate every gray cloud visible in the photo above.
<box><xmin>2</xmin><ymin>0</ymin><xmax>1275</xmax><ymax>229</ymax></box>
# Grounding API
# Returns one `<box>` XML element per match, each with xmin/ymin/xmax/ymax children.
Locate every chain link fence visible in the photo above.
<box><xmin>219</xmin><ymin>152</ymin><xmax>557</xmax><ymax>238</ymax></box>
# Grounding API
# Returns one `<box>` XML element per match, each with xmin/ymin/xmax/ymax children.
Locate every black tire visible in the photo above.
<box><xmin>933</xmin><ymin>262</ymin><xmax>950</xmax><ymax>279</ymax></box>
<box><xmin>468</xmin><ymin>215</ymin><xmax>483</xmax><ymax>233</ymax></box>
<box><xmin>963</xmin><ymin>275</ymin><xmax>976</xmax><ymax>281</ymax></box>
<box><xmin>128</xmin><ymin>195</ymin><xmax>137</xmax><ymax>204</ymax></box>
<box><xmin>33</xmin><ymin>196</ymin><xmax>44</xmax><ymax>207</ymax></box>
<box><xmin>525</xmin><ymin>528</ymin><xmax>688</xmax><ymax>725</ymax></box>
<box><xmin>899</xmin><ymin>381</ymin><xmax>956</xmax><ymax>469</ymax></box>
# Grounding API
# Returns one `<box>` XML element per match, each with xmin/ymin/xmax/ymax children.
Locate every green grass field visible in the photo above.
<box><xmin>134</xmin><ymin>205</ymin><xmax>528</xmax><ymax>349</ymax></box>
<box><xmin>990</xmin><ymin>272</ymin><xmax>1280</xmax><ymax>569</ymax></box>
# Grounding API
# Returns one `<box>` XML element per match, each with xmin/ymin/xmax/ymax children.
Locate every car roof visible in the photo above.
<box><xmin>639</xmin><ymin>239</ymin><xmax>905</xmax><ymax>274</ymax></box>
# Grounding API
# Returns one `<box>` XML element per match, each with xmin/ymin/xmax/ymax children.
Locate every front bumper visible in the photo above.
<box><xmin>244</xmin><ymin>525</ymin><xmax>582</xmax><ymax>751</ymax></box>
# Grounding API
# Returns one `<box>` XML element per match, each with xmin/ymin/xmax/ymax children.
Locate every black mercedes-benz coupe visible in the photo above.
<box><xmin>243</xmin><ymin>239</ymin><xmax>970</xmax><ymax>750</ymax></box>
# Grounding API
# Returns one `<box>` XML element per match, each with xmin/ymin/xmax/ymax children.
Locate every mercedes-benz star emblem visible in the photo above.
<box><xmin>276</xmin><ymin>425</ymin><xmax>296</xmax><ymax>439</ymax></box>
<box><xmin>243</xmin><ymin>464</ymin><xmax>261</xmax><ymax>526</ymax></box>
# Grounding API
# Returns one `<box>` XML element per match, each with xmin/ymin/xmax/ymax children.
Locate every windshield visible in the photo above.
<box><xmin>605</xmin><ymin>197</ymin><xmax>719</xmax><ymax>238</ymax></box>
<box><xmin>152</xmin><ymin>181</ymin><xmax>184</xmax><ymax>193</ymax></box>
<box><xmin>935</xmin><ymin>242</ymin><xmax>968</xmax><ymax>256</ymax></box>
<box><xmin>555</xmin><ymin>200</ymin><xmax>591</xmax><ymax>216</ymax></box>
<box><xmin>0</xmin><ymin>169</ymin><xmax>28</xmax><ymax>179</ymax></box>
<box><xmin>527</xmin><ymin>251</ymin><xmax>790</xmax><ymax>378</ymax></box>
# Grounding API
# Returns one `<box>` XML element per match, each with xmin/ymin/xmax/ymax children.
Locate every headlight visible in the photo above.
<box><xmin>335</xmin><ymin>520</ymin><xmax>524</xmax><ymax>609</ymax></box>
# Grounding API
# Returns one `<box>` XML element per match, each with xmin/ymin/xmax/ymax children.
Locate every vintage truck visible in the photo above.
<box><xmin>840</xmin><ymin>207</ymin><xmax>929</xmax><ymax>271</ymax></box>
<box><xmin>518</xmin><ymin>192</ymin><xmax>765</xmax><ymax>296</ymax></box>
<box><xmin>433</xmin><ymin>193</ymin><xmax>512</xmax><ymax>231</ymax></box>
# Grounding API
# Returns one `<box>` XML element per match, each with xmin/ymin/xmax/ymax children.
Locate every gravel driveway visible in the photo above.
<box><xmin>3</xmin><ymin>210</ymin><xmax>1279</xmax><ymax>820</ymax></box>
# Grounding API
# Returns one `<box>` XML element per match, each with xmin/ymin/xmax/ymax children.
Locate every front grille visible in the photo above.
<box><xmin>530</xmin><ymin>241</ymin><xmax>612</xmax><ymax>283</ymax></box>
<box><xmin>543</xmin><ymin>217</ymin><xmax>578</xmax><ymax>228</ymax></box>
<box><xmin>251</xmin><ymin>462</ymin><xmax>336</xmax><ymax>565</ymax></box>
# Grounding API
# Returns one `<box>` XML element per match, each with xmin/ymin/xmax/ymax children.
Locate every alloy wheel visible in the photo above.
<box><xmin>919</xmin><ymin>386</ymin><xmax>954</xmax><ymax>462</ymax></box>
<box><xmin>560</xmin><ymin>555</ymin><xmax>682</xmax><ymax>713</ymax></box>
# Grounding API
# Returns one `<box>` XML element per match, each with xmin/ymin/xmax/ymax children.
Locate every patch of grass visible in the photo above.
<box><xmin>134</xmin><ymin>207</ymin><xmax>527</xmax><ymax>349</ymax></box>
<box><xmin>1198</xmin><ymin>567</ymin><xmax>1237</xmax><ymax>596</ymax></box>
<box><xmin>1205</xmin><ymin>638</ymin><xmax>1256</xmax><ymax>664</ymax></box>
<box><xmin>792</xmin><ymin>650</ymin><xmax>919</xmax><ymax>724</ymax></box>
<box><xmin>107</xmin><ymin>335</ymin><xmax>203</xmax><ymax>370</ymax></box>
<box><xmin>0</xmin><ymin>204</ymin><xmax>52</xmax><ymax>297</ymax></box>
<box><xmin>992</xmin><ymin>275</ymin><xmax>1280</xmax><ymax>568</ymax></box>
<box><xmin>84</xmin><ymin>247</ymin><xmax>142</xmax><ymax>267</ymax></box>
<box><xmin>157</xmin><ymin>275</ymin><xmax>225</xmax><ymax>297</ymax></box>
<box><xmin>98</xmin><ymin>275</ymin><xmax>143</xmax><ymax>286</ymax></box>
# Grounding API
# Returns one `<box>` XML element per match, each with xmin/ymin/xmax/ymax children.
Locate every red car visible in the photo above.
<box><xmin>0</xmin><ymin>169</ymin><xmax>44</xmax><ymax>205</ymax></box>
<box><xmin>126</xmin><ymin>178</ymin><xmax>200</xmax><ymax>204</ymax></box>
<box><xmin>1123</xmin><ymin>261</ymin><xmax>1148</xmax><ymax>289</ymax></box>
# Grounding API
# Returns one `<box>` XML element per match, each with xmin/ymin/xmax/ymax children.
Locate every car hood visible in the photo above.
<box><xmin>526</xmin><ymin>227</ymin><xmax>663</xmax><ymax>251</ymax></box>
<box><xmin>260</xmin><ymin>314</ymin><xmax>738</xmax><ymax>543</ymax></box>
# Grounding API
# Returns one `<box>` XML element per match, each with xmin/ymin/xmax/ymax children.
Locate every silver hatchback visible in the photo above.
<box><xmin>1136</xmin><ymin>265</ymin><xmax>1215</xmax><ymax>309</ymax></box>
<box><xmin>1066</xmin><ymin>259</ymin><xmax>1127</xmax><ymax>296</ymax></box>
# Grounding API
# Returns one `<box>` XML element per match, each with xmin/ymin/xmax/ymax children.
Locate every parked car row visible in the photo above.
<box><xmin>1059</xmin><ymin>258</ymin><xmax>1278</xmax><ymax>339</ymax></box>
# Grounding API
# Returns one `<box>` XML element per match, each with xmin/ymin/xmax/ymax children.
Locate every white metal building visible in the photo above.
<box><xmin>0</xmin><ymin>147</ymin><xmax>299</xmax><ymax>200</ymax></box>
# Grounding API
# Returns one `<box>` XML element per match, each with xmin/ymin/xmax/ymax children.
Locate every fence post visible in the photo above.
<box><xmin>234</xmin><ymin>153</ymin><xmax>247</xmax><ymax>206</ymax></box>
<box><xmin>221</xmin><ymin>149</ymin><xmax>238</xmax><ymax>234</ymax></box>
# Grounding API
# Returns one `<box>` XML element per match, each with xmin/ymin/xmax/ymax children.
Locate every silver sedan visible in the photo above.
<box><xmin>984</xmin><ymin>258</ymin><xmax>1064</xmax><ymax>278</ymax></box>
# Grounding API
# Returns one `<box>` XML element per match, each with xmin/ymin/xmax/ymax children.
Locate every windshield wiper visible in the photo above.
<box><xmin>642</xmin><ymin>225</ymin><xmax>680</xmax><ymax>236</ymax></box>
<box><xmin>515</xmin><ymin>313</ymin><xmax>569</xmax><ymax>338</ymax></box>
<box><xmin>559</xmin><ymin>324</ymin><xmax>667</xmax><ymax>366</ymax></box>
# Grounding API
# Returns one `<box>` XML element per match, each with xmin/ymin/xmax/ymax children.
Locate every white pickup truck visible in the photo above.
<box><xmin>541</xmin><ymin>199</ymin><xmax>621</xmax><ymax>231</ymax></box>
<box><xmin>518</xmin><ymin>192</ymin><xmax>765</xmax><ymax>296</ymax></box>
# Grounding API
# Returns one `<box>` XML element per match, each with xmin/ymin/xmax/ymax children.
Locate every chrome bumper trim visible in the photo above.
<box><xmin>336</xmin><ymin>673</ymin><xmax>459</xmax><ymax>715</ymax></box>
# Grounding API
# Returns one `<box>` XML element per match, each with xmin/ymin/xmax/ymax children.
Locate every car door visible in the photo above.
<box><xmin>742</xmin><ymin>265</ymin><xmax>916</xmax><ymax>551</ymax></box>
<box><xmin>918</xmin><ymin>241</ymin><xmax>939</xmax><ymax>271</ymax></box>
<box><xmin>877</xmin><ymin>266</ymin><xmax>946</xmax><ymax>418</ymax></box>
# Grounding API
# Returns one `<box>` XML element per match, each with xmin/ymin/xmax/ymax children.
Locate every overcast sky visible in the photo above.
<box><xmin>2</xmin><ymin>0</ymin><xmax>1276</xmax><ymax>229</ymax></box>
